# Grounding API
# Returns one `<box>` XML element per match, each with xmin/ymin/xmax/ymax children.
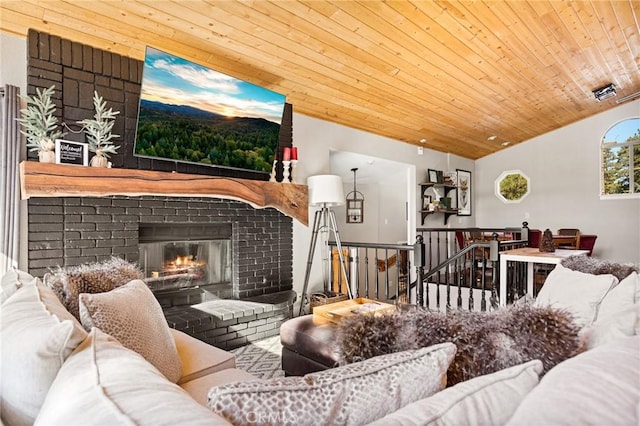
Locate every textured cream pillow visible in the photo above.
<box><xmin>369</xmin><ymin>360</ymin><xmax>543</xmax><ymax>426</ymax></box>
<box><xmin>1</xmin><ymin>267</ymin><xmax>37</xmax><ymax>304</ymax></box>
<box><xmin>35</xmin><ymin>329</ymin><xmax>229</xmax><ymax>426</ymax></box>
<box><xmin>1</xmin><ymin>279</ymin><xmax>88</xmax><ymax>426</ymax></box>
<box><xmin>79</xmin><ymin>279</ymin><xmax>182</xmax><ymax>383</ymax></box>
<box><xmin>585</xmin><ymin>272</ymin><xmax>640</xmax><ymax>348</ymax></box>
<box><xmin>208</xmin><ymin>343</ymin><xmax>457</xmax><ymax>426</ymax></box>
<box><xmin>534</xmin><ymin>264</ymin><xmax>618</xmax><ymax>327</ymax></box>
<box><xmin>506</xmin><ymin>335</ymin><xmax>640</xmax><ymax>426</ymax></box>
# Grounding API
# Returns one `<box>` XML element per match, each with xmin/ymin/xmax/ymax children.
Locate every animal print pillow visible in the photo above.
<box><xmin>208</xmin><ymin>343</ymin><xmax>456</xmax><ymax>426</ymax></box>
<box><xmin>79</xmin><ymin>279</ymin><xmax>182</xmax><ymax>383</ymax></box>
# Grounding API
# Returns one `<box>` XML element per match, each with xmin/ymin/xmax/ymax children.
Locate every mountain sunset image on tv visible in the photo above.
<box><xmin>134</xmin><ymin>47</ymin><xmax>286</xmax><ymax>174</ymax></box>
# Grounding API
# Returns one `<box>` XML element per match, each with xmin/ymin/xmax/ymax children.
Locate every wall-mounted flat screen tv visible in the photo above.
<box><xmin>134</xmin><ymin>46</ymin><xmax>286</xmax><ymax>174</ymax></box>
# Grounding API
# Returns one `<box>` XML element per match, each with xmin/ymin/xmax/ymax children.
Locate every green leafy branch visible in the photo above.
<box><xmin>78</xmin><ymin>91</ymin><xmax>120</xmax><ymax>158</ymax></box>
<box><xmin>16</xmin><ymin>85</ymin><xmax>64</xmax><ymax>152</ymax></box>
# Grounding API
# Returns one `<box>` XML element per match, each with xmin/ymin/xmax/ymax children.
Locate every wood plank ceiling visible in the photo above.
<box><xmin>2</xmin><ymin>1</ymin><xmax>639</xmax><ymax>159</ymax></box>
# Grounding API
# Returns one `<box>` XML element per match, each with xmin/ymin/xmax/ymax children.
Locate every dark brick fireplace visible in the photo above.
<box><xmin>25</xmin><ymin>30</ymin><xmax>297</xmax><ymax>348</ymax></box>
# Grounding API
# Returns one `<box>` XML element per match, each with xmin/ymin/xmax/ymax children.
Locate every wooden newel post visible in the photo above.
<box><xmin>521</xmin><ymin>221</ymin><xmax>529</xmax><ymax>245</ymax></box>
<box><xmin>414</xmin><ymin>235</ymin><xmax>425</xmax><ymax>307</ymax></box>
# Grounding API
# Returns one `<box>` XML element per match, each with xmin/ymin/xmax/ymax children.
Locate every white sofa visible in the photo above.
<box><xmin>2</xmin><ymin>262</ymin><xmax>639</xmax><ymax>426</ymax></box>
<box><xmin>364</xmin><ymin>262</ymin><xmax>640</xmax><ymax>425</ymax></box>
<box><xmin>0</xmin><ymin>268</ymin><xmax>256</xmax><ymax>425</ymax></box>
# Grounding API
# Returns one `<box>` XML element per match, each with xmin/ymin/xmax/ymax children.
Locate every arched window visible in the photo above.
<box><xmin>601</xmin><ymin>118</ymin><xmax>640</xmax><ymax>198</ymax></box>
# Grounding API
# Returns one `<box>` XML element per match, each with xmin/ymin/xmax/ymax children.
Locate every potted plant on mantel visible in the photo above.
<box><xmin>78</xmin><ymin>91</ymin><xmax>120</xmax><ymax>167</ymax></box>
<box><xmin>17</xmin><ymin>85</ymin><xmax>64</xmax><ymax>163</ymax></box>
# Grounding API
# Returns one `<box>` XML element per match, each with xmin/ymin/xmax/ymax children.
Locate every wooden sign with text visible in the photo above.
<box><xmin>55</xmin><ymin>140</ymin><xmax>88</xmax><ymax>166</ymax></box>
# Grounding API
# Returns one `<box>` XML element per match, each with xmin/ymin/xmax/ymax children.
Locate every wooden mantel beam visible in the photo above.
<box><xmin>20</xmin><ymin>161</ymin><xmax>309</xmax><ymax>226</ymax></box>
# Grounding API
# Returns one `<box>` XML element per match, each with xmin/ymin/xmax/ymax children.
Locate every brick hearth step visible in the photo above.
<box><xmin>163</xmin><ymin>290</ymin><xmax>296</xmax><ymax>350</ymax></box>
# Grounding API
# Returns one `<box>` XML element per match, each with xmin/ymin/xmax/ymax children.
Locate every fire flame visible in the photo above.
<box><xmin>166</xmin><ymin>255</ymin><xmax>205</xmax><ymax>270</ymax></box>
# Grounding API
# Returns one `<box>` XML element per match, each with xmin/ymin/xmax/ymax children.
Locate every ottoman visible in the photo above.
<box><xmin>279</xmin><ymin>314</ymin><xmax>340</xmax><ymax>376</ymax></box>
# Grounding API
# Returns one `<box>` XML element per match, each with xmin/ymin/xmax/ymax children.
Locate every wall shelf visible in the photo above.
<box><xmin>419</xmin><ymin>182</ymin><xmax>458</xmax><ymax>225</ymax></box>
<box><xmin>19</xmin><ymin>161</ymin><xmax>309</xmax><ymax>225</ymax></box>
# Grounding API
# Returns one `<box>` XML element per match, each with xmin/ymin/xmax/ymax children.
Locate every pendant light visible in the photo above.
<box><xmin>346</xmin><ymin>168</ymin><xmax>364</xmax><ymax>223</ymax></box>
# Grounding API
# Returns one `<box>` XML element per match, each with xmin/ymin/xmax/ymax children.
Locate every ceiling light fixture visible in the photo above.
<box><xmin>346</xmin><ymin>168</ymin><xmax>364</xmax><ymax>224</ymax></box>
<box><xmin>419</xmin><ymin>138</ymin><xmax>427</xmax><ymax>144</ymax></box>
<box><xmin>501</xmin><ymin>141</ymin><xmax>510</xmax><ymax>147</ymax></box>
<box><xmin>592</xmin><ymin>83</ymin><xmax>616</xmax><ymax>102</ymax></box>
<box><xmin>487</xmin><ymin>135</ymin><xmax>497</xmax><ymax>141</ymax></box>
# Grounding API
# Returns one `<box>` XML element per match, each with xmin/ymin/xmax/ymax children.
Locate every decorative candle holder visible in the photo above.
<box><xmin>282</xmin><ymin>160</ymin><xmax>291</xmax><ymax>184</ymax></box>
<box><xmin>290</xmin><ymin>159</ymin><xmax>298</xmax><ymax>183</ymax></box>
<box><xmin>269</xmin><ymin>159</ymin><xmax>278</xmax><ymax>182</ymax></box>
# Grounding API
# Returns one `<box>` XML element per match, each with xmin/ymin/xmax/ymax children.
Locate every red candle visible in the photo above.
<box><xmin>283</xmin><ymin>147</ymin><xmax>291</xmax><ymax>161</ymax></box>
<box><xmin>291</xmin><ymin>147</ymin><xmax>298</xmax><ymax>160</ymax></box>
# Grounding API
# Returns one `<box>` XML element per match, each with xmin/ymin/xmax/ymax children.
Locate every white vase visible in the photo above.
<box><xmin>90</xmin><ymin>154</ymin><xmax>108</xmax><ymax>167</ymax></box>
<box><xmin>38</xmin><ymin>150</ymin><xmax>56</xmax><ymax>163</ymax></box>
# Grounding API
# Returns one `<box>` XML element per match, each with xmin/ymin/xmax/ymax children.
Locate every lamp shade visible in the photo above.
<box><xmin>307</xmin><ymin>175</ymin><xmax>345</xmax><ymax>207</ymax></box>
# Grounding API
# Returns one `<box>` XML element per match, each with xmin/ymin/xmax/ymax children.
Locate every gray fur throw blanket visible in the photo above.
<box><xmin>44</xmin><ymin>256</ymin><xmax>144</xmax><ymax>321</ymax></box>
<box><xmin>336</xmin><ymin>305</ymin><xmax>585</xmax><ymax>387</ymax></box>
<box><xmin>561</xmin><ymin>256</ymin><xmax>639</xmax><ymax>281</ymax></box>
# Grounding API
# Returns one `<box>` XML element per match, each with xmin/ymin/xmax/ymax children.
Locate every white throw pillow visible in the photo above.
<box><xmin>368</xmin><ymin>360</ymin><xmax>543</xmax><ymax>426</ymax></box>
<box><xmin>34</xmin><ymin>328</ymin><xmax>228</xmax><ymax>426</ymax></box>
<box><xmin>79</xmin><ymin>279</ymin><xmax>183</xmax><ymax>383</ymax></box>
<box><xmin>506</xmin><ymin>335</ymin><xmax>640</xmax><ymax>426</ymax></box>
<box><xmin>584</xmin><ymin>272</ymin><xmax>640</xmax><ymax>348</ymax></box>
<box><xmin>208</xmin><ymin>343</ymin><xmax>457</xmax><ymax>426</ymax></box>
<box><xmin>1</xmin><ymin>279</ymin><xmax>88</xmax><ymax>426</ymax></box>
<box><xmin>534</xmin><ymin>264</ymin><xmax>617</xmax><ymax>328</ymax></box>
<box><xmin>1</xmin><ymin>267</ymin><xmax>37</xmax><ymax>304</ymax></box>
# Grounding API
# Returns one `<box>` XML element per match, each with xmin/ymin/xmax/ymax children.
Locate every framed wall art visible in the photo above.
<box><xmin>428</xmin><ymin>169</ymin><xmax>444</xmax><ymax>184</ymax></box>
<box><xmin>456</xmin><ymin>169</ymin><xmax>471</xmax><ymax>216</ymax></box>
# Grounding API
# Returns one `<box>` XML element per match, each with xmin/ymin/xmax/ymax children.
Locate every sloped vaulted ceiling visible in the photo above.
<box><xmin>1</xmin><ymin>0</ymin><xmax>639</xmax><ymax>159</ymax></box>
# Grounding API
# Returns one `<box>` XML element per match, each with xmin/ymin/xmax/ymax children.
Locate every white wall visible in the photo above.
<box><xmin>475</xmin><ymin>100</ymin><xmax>640</xmax><ymax>263</ymax></box>
<box><xmin>292</xmin><ymin>113</ymin><xmax>474</xmax><ymax>310</ymax></box>
<box><xmin>0</xmin><ymin>33</ymin><xmax>27</xmax><ymax>89</ymax></box>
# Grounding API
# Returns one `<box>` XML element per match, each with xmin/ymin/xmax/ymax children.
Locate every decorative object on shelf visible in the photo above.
<box><xmin>427</xmin><ymin>168</ymin><xmax>443</xmax><ymax>184</ymax></box>
<box><xmin>289</xmin><ymin>146</ymin><xmax>298</xmax><ymax>183</ymax></box>
<box><xmin>77</xmin><ymin>91</ymin><xmax>120</xmax><ymax>167</ymax></box>
<box><xmin>17</xmin><ymin>85</ymin><xmax>64</xmax><ymax>163</ymax></box>
<box><xmin>282</xmin><ymin>160</ymin><xmax>291</xmax><ymax>183</ymax></box>
<box><xmin>268</xmin><ymin>159</ymin><xmax>278</xmax><ymax>182</ymax></box>
<box><xmin>445</xmin><ymin>171</ymin><xmax>457</xmax><ymax>185</ymax></box>
<box><xmin>495</xmin><ymin>170</ymin><xmax>530</xmax><ymax>203</ymax></box>
<box><xmin>299</xmin><ymin>174</ymin><xmax>351</xmax><ymax>316</ymax></box>
<box><xmin>457</xmin><ymin>169</ymin><xmax>472</xmax><ymax>216</ymax></box>
<box><xmin>439</xmin><ymin>197</ymin><xmax>452</xmax><ymax>210</ymax></box>
<box><xmin>539</xmin><ymin>229</ymin><xmax>556</xmax><ymax>252</ymax></box>
<box><xmin>422</xmin><ymin>195</ymin><xmax>432</xmax><ymax>210</ymax></box>
<box><xmin>290</xmin><ymin>159</ymin><xmax>298</xmax><ymax>183</ymax></box>
<box><xmin>54</xmin><ymin>139</ymin><xmax>88</xmax><ymax>166</ymax></box>
<box><xmin>346</xmin><ymin>168</ymin><xmax>364</xmax><ymax>223</ymax></box>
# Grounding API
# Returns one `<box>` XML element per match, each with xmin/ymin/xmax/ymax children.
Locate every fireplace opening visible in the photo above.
<box><xmin>138</xmin><ymin>224</ymin><xmax>233</xmax><ymax>308</ymax></box>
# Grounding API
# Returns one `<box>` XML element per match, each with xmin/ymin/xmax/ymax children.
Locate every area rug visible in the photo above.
<box><xmin>230</xmin><ymin>335</ymin><xmax>284</xmax><ymax>379</ymax></box>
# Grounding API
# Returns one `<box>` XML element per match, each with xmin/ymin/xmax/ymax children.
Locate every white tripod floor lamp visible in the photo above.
<box><xmin>299</xmin><ymin>174</ymin><xmax>351</xmax><ymax>316</ymax></box>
